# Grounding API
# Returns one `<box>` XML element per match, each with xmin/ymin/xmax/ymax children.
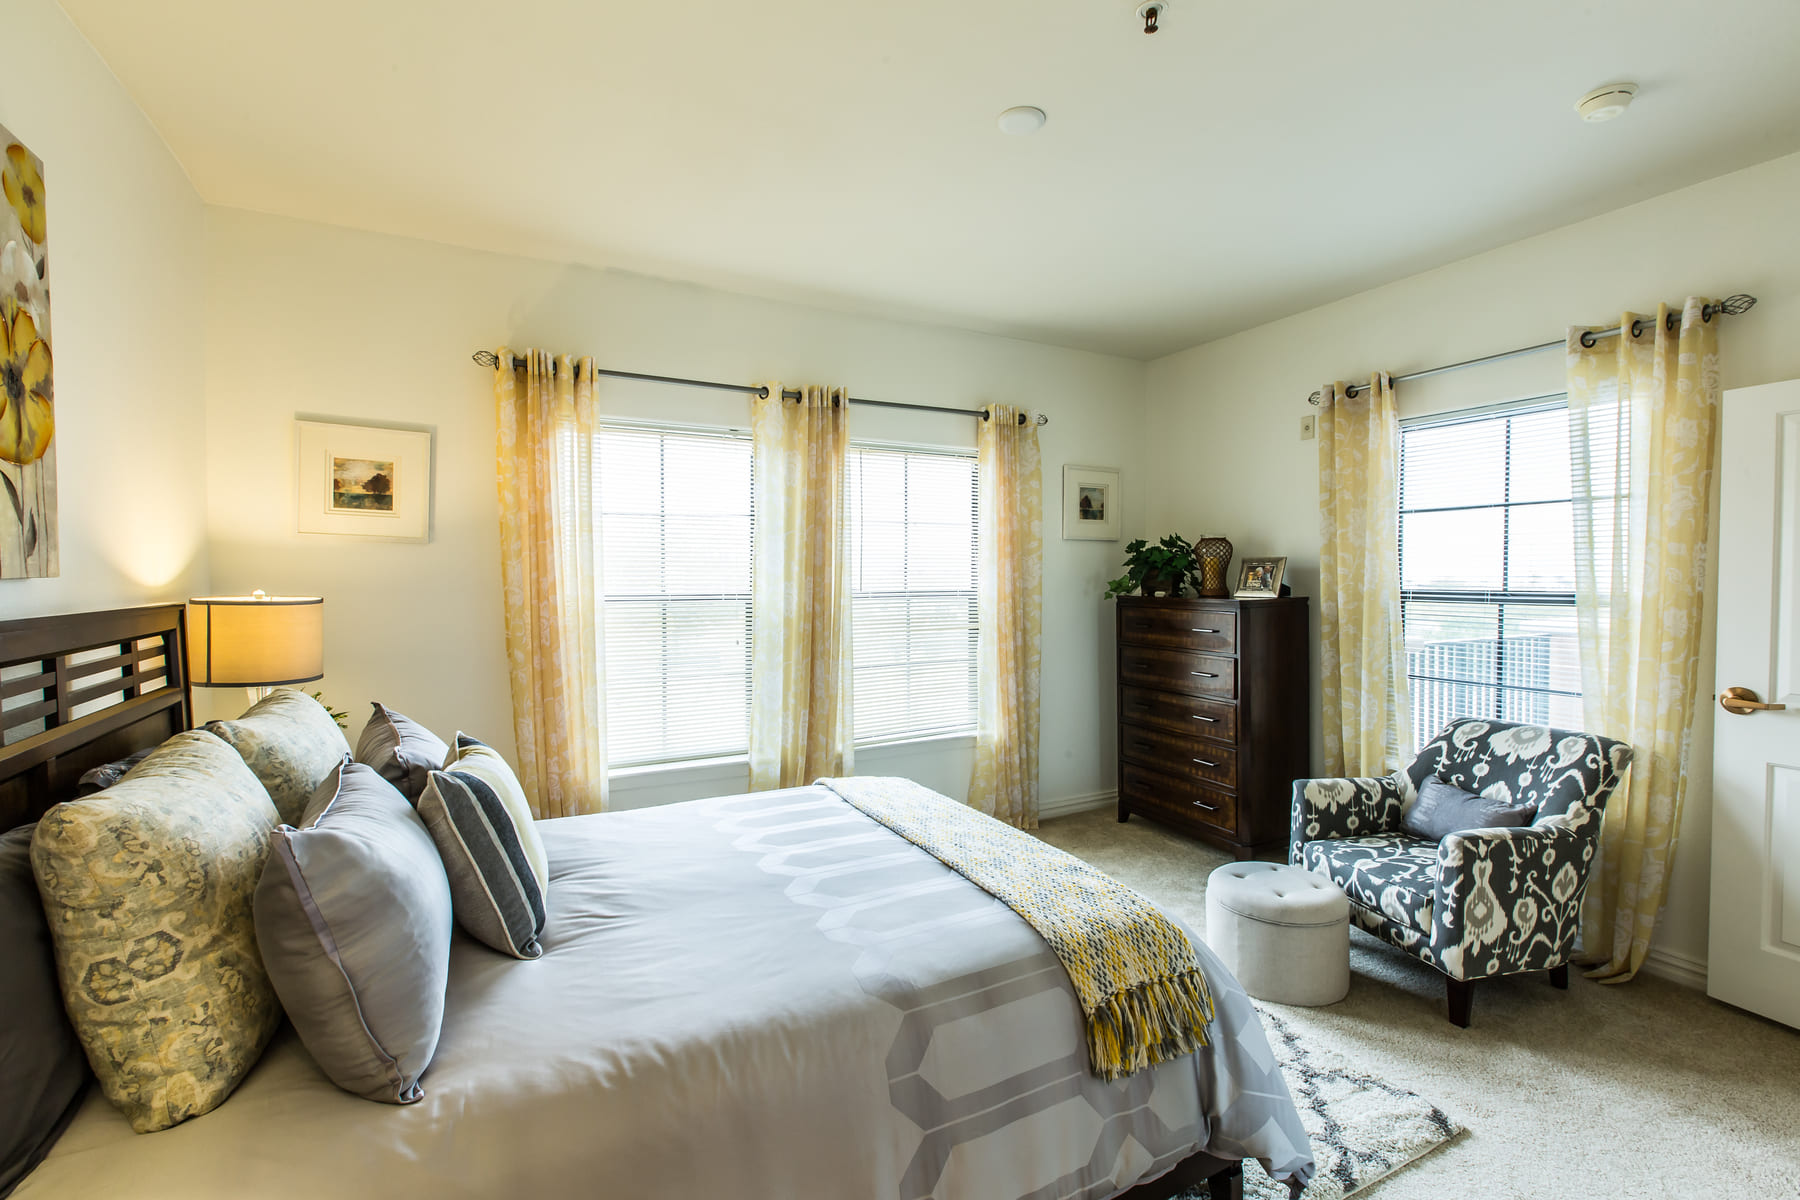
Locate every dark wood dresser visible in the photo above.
<box><xmin>1114</xmin><ymin>595</ymin><xmax>1309</xmax><ymax>859</ymax></box>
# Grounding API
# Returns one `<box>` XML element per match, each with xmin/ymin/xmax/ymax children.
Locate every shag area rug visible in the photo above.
<box><xmin>1181</xmin><ymin>1007</ymin><xmax>1463</xmax><ymax>1200</ymax></box>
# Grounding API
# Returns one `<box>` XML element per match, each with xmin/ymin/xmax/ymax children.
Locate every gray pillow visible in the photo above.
<box><xmin>1</xmin><ymin>824</ymin><xmax>88</xmax><ymax>1197</ymax></box>
<box><xmin>73</xmin><ymin>747</ymin><xmax>154</xmax><ymax>797</ymax></box>
<box><xmin>255</xmin><ymin>761</ymin><xmax>453</xmax><ymax>1104</ymax></box>
<box><xmin>1402</xmin><ymin>777</ymin><xmax>1538</xmax><ymax>841</ymax></box>
<box><xmin>354</xmin><ymin>702</ymin><xmax>449</xmax><ymax>803</ymax></box>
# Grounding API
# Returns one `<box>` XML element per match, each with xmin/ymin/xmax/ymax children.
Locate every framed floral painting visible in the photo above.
<box><xmin>295</xmin><ymin>419</ymin><xmax>433</xmax><ymax>542</ymax></box>
<box><xmin>1</xmin><ymin>124</ymin><xmax>56</xmax><ymax>578</ymax></box>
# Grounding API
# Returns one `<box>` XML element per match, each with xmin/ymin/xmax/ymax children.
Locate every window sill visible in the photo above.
<box><xmin>607</xmin><ymin>730</ymin><xmax>977</xmax><ymax>789</ymax></box>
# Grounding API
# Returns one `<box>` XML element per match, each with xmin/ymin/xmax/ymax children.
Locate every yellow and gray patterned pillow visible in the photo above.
<box><xmin>206</xmin><ymin>687</ymin><xmax>352</xmax><ymax>825</ymax></box>
<box><xmin>30</xmin><ymin>730</ymin><xmax>283</xmax><ymax>1133</ymax></box>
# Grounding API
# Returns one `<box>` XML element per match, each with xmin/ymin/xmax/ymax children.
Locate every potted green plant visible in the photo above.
<box><xmin>1103</xmin><ymin>534</ymin><xmax>1202</xmax><ymax>599</ymax></box>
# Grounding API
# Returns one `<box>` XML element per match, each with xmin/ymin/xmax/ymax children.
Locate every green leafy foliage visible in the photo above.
<box><xmin>310</xmin><ymin>691</ymin><xmax>350</xmax><ymax>730</ymax></box>
<box><xmin>1103</xmin><ymin>534</ymin><xmax>1202</xmax><ymax>599</ymax></box>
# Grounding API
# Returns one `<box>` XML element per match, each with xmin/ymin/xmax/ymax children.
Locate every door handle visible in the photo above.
<box><xmin>1720</xmin><ymin>686</ymin><xmax>1786</xmax><ymax>716</ymax></box>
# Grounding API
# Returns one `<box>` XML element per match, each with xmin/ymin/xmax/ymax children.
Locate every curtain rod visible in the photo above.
<box><xmin>1306</xmin><ymin>293</ymin><xmax>1758</xmax><ymax>405</ymax></box>
<box><xmin>470</xmin><ymin>351</ymin><xmax>1048</xmax><ymax>425</ymax></box>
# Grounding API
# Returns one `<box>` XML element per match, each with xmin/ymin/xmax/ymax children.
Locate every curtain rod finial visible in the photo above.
<box><xmin>472</xmin><ymin>350</ymin><xmax>501</xmax><ymax>368</ymax></box>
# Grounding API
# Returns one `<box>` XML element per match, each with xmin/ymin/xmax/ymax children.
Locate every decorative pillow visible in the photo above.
<box><xmin>73</xmin><ymin>747</ymin><xmax>154</xmax><ymax>797</ymax></box>
<box><xmin>1402</xmin><ymin>776</ymin><xmax>1538</xmax><ymax>842</ymax></box>
<box><xmin>256</xmin><ymin>761</ymin><xmax>453</xmax><ymax>1104</ymax></box>
<box><xmin>1</xmin><ymin>824</ymin><xmax>88</xmax><ymax>1195</ymax></box>
<box><xmin>30</xmin><ymin>731</ymin><xmax>282</xmax><ymax>1133</ymax></box>
<box><xmin>353</xmin><ymin>702</ymin><xmax>448</xmax><ymax>803</ymax></box>
<box><xmin>416</xmin><ymin>735</ymin><xmax>549</xmax><ymax>959</ymax></box>
<box><xmin>206</xmin><ymin>687</ymin><xmax>352</xmax><ymax>825</ymax></box>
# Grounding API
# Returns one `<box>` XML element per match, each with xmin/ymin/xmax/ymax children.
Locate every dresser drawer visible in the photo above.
<box><xmin>1118</xmin><ymin>723</ymin><xmax>1238</xmax><ymax>789</ymax></box>
<box><xmin>1118</xmin><ymin>605</ymin><xmax>1239</xmax><ymax>655</ymax></box>
<box><xmin>1121</xmin><ymin>763</ymin><xmax>1238</xmax><ymax>835</ymax></box>
<box><xmin>1118</xmin><ymin>686</ymin><xmax>1238</xmax><ymax>743</ymax></box>
<box><xmin>1117</xmin><ymin>647</ymin><xmax>1237</xmax><ymax>700</ymax></box>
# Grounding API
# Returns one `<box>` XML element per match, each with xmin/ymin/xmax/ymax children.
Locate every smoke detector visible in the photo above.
<box><xmin>1575</xmin><ymin>82</ymin><xmax>1638</xmax><ymax>122</ymax></box>
<box><xmin>997</xmin><ymin>106</ymin><xmax>1047</xmax><ymax>136</ymax></box>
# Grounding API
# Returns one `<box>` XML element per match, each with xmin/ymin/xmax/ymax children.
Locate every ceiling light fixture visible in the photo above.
<box><xmin>997</xmin><ymin>106</ymin><xmax>1047</xmax><ymax>136</ymax></box>
<box><xmin>1575</xmin><ymin>82</ymin><xmax>1638</xmax><ymax>122</ymax></box>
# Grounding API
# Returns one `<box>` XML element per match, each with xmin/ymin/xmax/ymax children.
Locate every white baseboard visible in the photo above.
<box><xmin>1641</xmin><ymin>945</ymin><xmax>1708</xmax><ymax>990</ymax></box>
<box><xmin>1040</xmin><ymin>790</ymin><xmax>1116</xmax><ymax>820</ymax></box>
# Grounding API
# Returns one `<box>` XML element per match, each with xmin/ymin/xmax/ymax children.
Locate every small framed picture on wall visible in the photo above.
<box><xmin>1234</xmin><ymin>555</ymin><xmax>1287</xmax><ymax>599</ymax></box>
<box><xmin>1063</xmin><ymin>465</ymin><xmax>1121</xmax><ymax>541</ymax></box>
<box><xmin>295</xmin><ymin>419</ymin><xmax>434</xmax><ymax>542</ymax></box>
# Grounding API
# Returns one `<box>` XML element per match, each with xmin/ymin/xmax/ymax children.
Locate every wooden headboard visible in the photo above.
<box><xmin>0</xmin><ymin>604</ymin><xmax>194</xmax><ymax>828</ymax></box>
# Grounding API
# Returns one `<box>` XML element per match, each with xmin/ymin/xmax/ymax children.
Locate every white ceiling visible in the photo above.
<box><xmin>59</xmin><ymin>0</ymin><xmax>1800</xmax><ymax>359</ymax></box>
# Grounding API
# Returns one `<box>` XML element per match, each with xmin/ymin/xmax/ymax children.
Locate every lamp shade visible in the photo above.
<box><xmin>188</xmin><ymin>595</ymin><xmax>325</xmax><ymax>688</ymax></box>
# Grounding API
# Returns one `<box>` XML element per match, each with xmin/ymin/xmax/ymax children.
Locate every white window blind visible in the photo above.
<box><xmin>599</xmin><ymin>425</ymin><xmax>753</xmax><ymax>767</ymax></box>
<box><xmin>1399</xmin><ymin>401</ymin><xmax>1587</xmax><ymax>753</ymax></box>
<box><xmin>846</xmin><ymin>443</ymin><xmax>979</xmax><ymax>745</ymax></box>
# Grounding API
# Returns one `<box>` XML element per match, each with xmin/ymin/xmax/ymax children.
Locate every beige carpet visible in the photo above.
<box><xmin>1036</xmin><ymin>808</ymin><xmax>1800</xmax><ymax>1200</ymax></box>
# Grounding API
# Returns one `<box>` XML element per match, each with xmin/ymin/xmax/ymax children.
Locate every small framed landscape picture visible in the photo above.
<box><xmin>1063</xmin><ymin>465</ymin><xmax>1121</xmax><ymax>541</ymax></box>
<box><xmin>296</xmin><ymin>419</ymin><xmax>433</xmax><ymax>542</ymax></box>
<box><xmin>1234</xmin><ymin>555</ymin><xmax>1287</xmax><ymax>599</ymax></box>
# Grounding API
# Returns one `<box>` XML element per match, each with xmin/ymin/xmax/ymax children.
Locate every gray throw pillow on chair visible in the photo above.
<box><xmin>1402</xmin><ymin>776</ymin><xmax>1538</xmax><ymax>841</ymax></box>
<box><xmin>255</xmin><ymin>760</ymin><xmax>453</xmax><ymax>1104</ymax></box>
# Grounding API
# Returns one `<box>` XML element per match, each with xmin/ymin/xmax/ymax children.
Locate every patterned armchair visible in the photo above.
<box><xmin>1290</xmin><ymin>718</ymin><xmax>1631</xmax><ymax>1026</ymax></box>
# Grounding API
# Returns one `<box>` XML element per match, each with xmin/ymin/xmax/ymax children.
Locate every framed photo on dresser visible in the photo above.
<box><xmin>1062</xmin><ymin>465</ymin><xmax>1121</xmax><ymax>540</ymax></box>
<box><xmin>1234</xmin><ymin>556</ymin><xmax>1286</xmax><ymax>598</ymax></box>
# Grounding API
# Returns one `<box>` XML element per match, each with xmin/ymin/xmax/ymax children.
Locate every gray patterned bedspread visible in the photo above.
<box><xmin>20</xmin><ymin>785</ymin><xmax>1313</xmax><ymax>1200</ymax></box>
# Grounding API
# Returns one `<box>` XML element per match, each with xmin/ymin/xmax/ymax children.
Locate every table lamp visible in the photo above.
<box><xmin>188</xmin><ymin>591</ymin><xmax>324</xmax><ymax>707</ymax></box>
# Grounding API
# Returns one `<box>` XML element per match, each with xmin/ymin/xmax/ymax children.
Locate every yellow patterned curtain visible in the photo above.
<box><xmin>493</xmin><ymin>348</ymin><xmax>607</xmax><ymax>818</ymax></box>
<box><xmin>1568</xmin><ymin>301</ymin><xmax>1720</xmax><ymax>983</ymax></box>
<box><xmin>969</xmin><ymin>404</ymin><xmax>1043</xmax><ymax>828</ymax></box>
<box><xmin>1318</xmin><ymin>373</ymin><xmax>1412</xmax><ymax>776</ymax></box>
<box><xmin>748</xmin><ymin>384</ymin><xmax>854</xmax><ymax>789</ymax></box>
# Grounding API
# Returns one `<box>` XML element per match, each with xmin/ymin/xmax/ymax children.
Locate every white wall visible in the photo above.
<box><xmin>0</xmin><ymin>0</ymin><xmax>208</xmax><ymax>618</ymax></box>
<box><xmin>1144</xmin><ymin>149</ymin><xmax>1800</xmax><ymax>976</ymax></box>
<box><xmin>202</xmin><ymin>208</ymin><xmax>1148</xmax><ymax>812</ymax></box>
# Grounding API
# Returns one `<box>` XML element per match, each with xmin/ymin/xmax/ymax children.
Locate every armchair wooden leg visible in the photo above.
<box><xmin>1549</xmin><ymin>964</ymin><xmax>1569</xmax><ymax>990</ymax></box>
<box><xmin>1446</xmin><ymin>976</ymin><xmax>1474</xmax><ymax>1028</ymax></box>
<box><xmin>1205</xmin><ymin>1163</ymin><xmax>1243</xmax><ymax>1200</ymax></box>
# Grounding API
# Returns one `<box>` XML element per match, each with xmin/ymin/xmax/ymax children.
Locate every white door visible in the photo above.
<box><xmin>1710</xmin><ymin>378</ymin><xmax>1800</xmax><ymax>1028</ymax></box>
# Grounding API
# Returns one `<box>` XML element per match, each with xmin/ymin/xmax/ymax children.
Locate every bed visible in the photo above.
<box><xmin>1</xmin><ymin>605</ymin><xmax>1312</xmax><ymax>1200</ymax></box>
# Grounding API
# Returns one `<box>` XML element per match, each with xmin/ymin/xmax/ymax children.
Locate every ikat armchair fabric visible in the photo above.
<box><xmin>1291</xmin><ymin>718</ymin><xmax>1632</xmax><ymax>984</ymax></box>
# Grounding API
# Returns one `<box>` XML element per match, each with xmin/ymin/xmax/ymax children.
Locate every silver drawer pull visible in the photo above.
<box><xmin>1133</xmin><ymin>662</ymin><xmax>1151</xmax><ymax>670</ymax></box>
<box><xmin>1190</xmin><ymin>671</ymin><xmax>1217</xmax><ymax>678</ymax></box>
<box><xmin>1191</xmin><ymin>714</ymin><xmax>1217</xmax><ymax>723</ymax></box>
<box><xmin>1191</xmin><ymin>799</ymin><xmax>1217</xmax><ymax>812</ymax></box>
<box><xmin>1190</xmin><ymin>628</ymin><xmax>1219</xmax><ymax>634</ymax></box>
<box><xmin>1192</xmin><ymin>758</ymin><xmax>1218</xmax><ymax>768</ymax></box>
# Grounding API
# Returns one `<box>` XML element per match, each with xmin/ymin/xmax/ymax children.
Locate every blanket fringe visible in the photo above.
<box><xmin>1087</xmin><ymin>968</ymin><xmax>1217</xmax><ymax>1081</ymax></box>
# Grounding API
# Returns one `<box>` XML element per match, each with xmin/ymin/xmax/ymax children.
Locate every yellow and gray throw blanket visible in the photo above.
<box><xmin>817</xmin><ymin>776</ymin><xmax>1214</xmax><ymax>1081</ymax></box>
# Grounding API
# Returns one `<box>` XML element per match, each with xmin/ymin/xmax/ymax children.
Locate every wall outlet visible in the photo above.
<box><xmin>1300</xmin><ymin>414</ymin><xmax>1317</xmax><ymax>441</ymax></box>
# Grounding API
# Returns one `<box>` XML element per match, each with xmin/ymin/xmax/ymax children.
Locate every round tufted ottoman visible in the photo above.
<box><xmin>1204</xmin><ymin>862</ymin><xmax>1350</xmax><ymax>1006</ymax></box>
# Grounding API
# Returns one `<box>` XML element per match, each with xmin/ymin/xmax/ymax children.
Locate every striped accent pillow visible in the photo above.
<box><xmin>415</xmin><ymin>736</ymin><xmax>550</xmax><ymax>959</ymax></box>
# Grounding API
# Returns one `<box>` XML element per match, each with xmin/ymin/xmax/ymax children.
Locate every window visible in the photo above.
<box><xmin>599</xmin><ymin>425</ymin><xmax>753</xmax><ymax>767</ymax></box>
<box><xmin>1399</xmin><ymin>402</ymin><xmax>1586</xmax><ymax>753</ymax></box>
<box><xmin>846</xmin><ymin>443</ymin><xmax>979</xmax><ymax>744</ymax></box>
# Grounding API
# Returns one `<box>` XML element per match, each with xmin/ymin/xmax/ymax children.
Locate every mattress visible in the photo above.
<box><xmin>19</xmin><ymin>785</ymin><xmax>1313</xmax><ymax>1199</ymax></box>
